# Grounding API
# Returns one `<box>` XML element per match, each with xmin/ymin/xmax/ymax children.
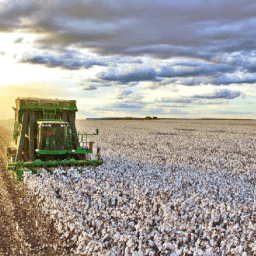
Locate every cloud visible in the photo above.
<box><xmin>13</xmin><ymin>37</ymin><xmax>23</xmax><ymax>43</ymax></box>
<box><xmin>169</xmin><ymin>109</ymin><xmax>189</xmax><ymax>115</ymax></box>
<box><xmin>159</xmin><ymin>63</ymin><xmax>236</xmax><ymax>78</ymax></box>
<box><xmin>113</xmin><ymin>89</ymin><xmax>145</xmax><ymax>107</ymax></box>
<box><xmin>20</xmin><ymin>52</ymin><xmax>108</xmax><ymax>69</ymax></box>
<box><xmin>212</xmin><ymin>73</ymin><xmax>256</xmax><ymax>85</ymax></box>
<box><xmin>80</xmin><ymin>80</ymin><xmax>112</xmax><ymax>90</ymax></box>
<box><xmin>214</xmin><ymin>110</ymin><xmax>254</xmax><ymax>115</ymax></box>
<box><xmin>194</xmin><ymin>99</ymin><xmax>226</xmax><ymax>105</ymax></box>
<box><xmin>193</xmin><ymin>89</ymin><xmax>243</xmax><ymax>100</ymax></box>
<box><xmin>95</xmin><ymin>59</ymin><xmax>243</xmax><ymax>86</ymax></box>
<box><xmin>122</xmin><ymin>90</ymin><xmax>133</xmax><ymax>96</ymax></box>
<box><xmin>1</xmin><ymin>0</ymin><xmax>256</xmax><ymax>124</ymax></box>
<box><xmin>125</xmin><ymin>44</ymin><xmax>214</xmax><ymax>60</ymax></box>
<box><xmin>212</xmin><ymin>51</ymin><xmax>256</xmax><ymax>74</ymax></box>
<box><xmin>180</xmin><ymin>69</ymin><xmax>256</xmax><ymax>86</ymax></box>
<box><xmin>110</xmin><ymin>56</ymin><xmax>143</xmax><ymax>65</ymax></box>
<box><xmin>116</xmin><ymin>103</ymin><xmax>142</xmax><ymax>109</ymax></box>
<box><xmin>1</xmin><ymin>0</ymin><xmax>255</xmax><ymax>60</ymax></box>
<box><xmin>157</xmin><ymin>97</ymin><xmax>192</xmax><ymax>104</ymax></box>
<box><xmin>89</xmin><ymin>89</ymin><xmax>146</xmax><ymax>115</ymax></box>
<box><xmin>92</xmin><ymin>101</ymin><xmax>144</xmax><ymax>115</ymax></box>
<box><xmin>181</xmin><ymin>79</ymin><xmax>207</xmax><ymax>86</ymax></box>
<box><xmin>155</xmin><ymin>90</ymin><xmax>243</xmax><ymax>109</ymax></box>
<box><xmin>16</xmin><ymin>48</ymin><xmax>256</xmax><ymax>88</ymax></box>
<box><xmin>98</xmin><ymin>66</ymin><xmax>159</xmax><ymax>83</ymax></box>
<box><xmin>116</xmin><ymin>89</ymin><xmax>133</xmax><ymax>99</ymax></box>
<box><xmin>96</xmin><ymin>60</ymin><xmax>239</xmax><ymax>86</ymax></box>
<box><xmin>82</xmin><ymin>85</ymin><xmax>97</xmax><ymax>91</ymax></box>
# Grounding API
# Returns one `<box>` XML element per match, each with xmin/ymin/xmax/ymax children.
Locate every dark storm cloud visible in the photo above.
<box><xmin>1</xmin><ymin>0</ymin><xmax>256</xmax><ymax>92</ymax></box>
<box><xmin>247</xmin><ymin>67</ymin><xmax>256</xmax><ymax>73</ymax></box>
<box><xmin>193</xmin><ymin>89</ymin><xmax>243</xmax><ymax>100</ymax></box>
<box><xmin>0</xmin><ymin>1</ymin><xmax>40</xmax><ymax>32</ymax></box>
<box><xmin>1</xmin><ymin>0</ymin><xmax>256</xmax><ymax>59</ymax></box>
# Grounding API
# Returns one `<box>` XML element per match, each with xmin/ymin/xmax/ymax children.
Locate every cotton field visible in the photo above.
<box><xmin>24</xmin><ymin>120</ymin><xmax>256</xmax><ymax>255</ymax></box>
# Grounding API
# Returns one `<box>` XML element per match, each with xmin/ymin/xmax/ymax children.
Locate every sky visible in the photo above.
<box><xmin>0</xmin><ymin>0</ymin><xmax>256</xmax><ymax>119</ymax></box>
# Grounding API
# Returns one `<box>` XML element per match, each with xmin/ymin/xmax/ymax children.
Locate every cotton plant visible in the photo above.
<box><xmin>23</xmin><ymin>120</ymin><xmax>256</xmax><ymax>255</ymax></box>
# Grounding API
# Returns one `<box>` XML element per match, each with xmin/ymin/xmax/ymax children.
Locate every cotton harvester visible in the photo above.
<box><xmin>7</xmin><ymin>97</ymin><xmax>103</xmax><ymax>180</ymax></box>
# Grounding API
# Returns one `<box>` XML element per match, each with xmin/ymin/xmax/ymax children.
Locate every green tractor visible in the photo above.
<box><xmin>7</xmin><ymin>97</ymin><xmax>103</xmax><ymax>180</ymax></box>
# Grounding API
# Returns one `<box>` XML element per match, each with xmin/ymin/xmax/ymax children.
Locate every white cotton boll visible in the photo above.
<box><xmin>124</xmin><ymin>247</ymin><xmax>130</xmax><ymax>256</ymax></box>
<box><xmin>113</xmin><ymin>232</ymin><xmax>121</xmax><ymax>241</ymax></box>
<box><xmin>210</xmin><ymin>239</ymin><xmax>217</xmax><ymax>247</ymax></box>
<box><xmin>57</xmin><ymin>222</ymin><xmax>63</xmax><ymax>234</ymax></box>
<box><xmin>148</xmin><ymin>240</ymin><xmax>154</xmax><ymax>247</ymax></box>
<box><xmin>69</xmin><ymin>223</ymin><xmax>76</xmax><ymax>232</ymax></box>
<box><xmin>205</xmin><ymin>247</ymin><xmax>214</xmax><ymax>255</ymax></box>
<box><xmin>64</xmin><ymin>231</ymin><xmax>69</xmax><ymax>238</ymax></box>
<box><xmin>235</xmin><ymin>245</ymin><xmax>244</xmax><ymax>253</ymax></box>
<box><xmin>72</xmin><ymin>235</ymin><xmax>78</xmax><ymax>242</ymax></box>
<box><xmin>175</xmin><ymin>249</ymin><xmax>183</xmax><ymax>256</ymax></box>
<box><xmin>23</xmin><ymin>121</ymin><xmax>256</xmax><ymax>255</ymax></box>
<box><xmin>135</xmin><ymin>250</ymin><xmax>144</xmax><ymax>256</ymax></box>
<box><xmin>163</xmin><ymin>242</ymin><xmax>173</xmax><ymax>250</ymax></box>
<box><xmin>195</xmin><ymin>248</ymin><xmax>204</xmax><ymax>256</ymax></box>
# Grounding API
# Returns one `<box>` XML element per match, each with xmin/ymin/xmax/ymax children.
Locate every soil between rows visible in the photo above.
<box><xmin>0</xmin><ymin>125</ymin><xmax>68</xmax><ymax>255</ymax></box>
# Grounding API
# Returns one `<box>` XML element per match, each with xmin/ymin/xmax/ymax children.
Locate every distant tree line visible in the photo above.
<box><xmin>145</xmin><ymin>116</ymin><xmax>158</xmax><ymax>119</ymax></box>
<box><xmin>126</xmin><ymin>116</ymin><xmax>158</xmax><ymax>120</ymax></box>
<box><xmin>99</xmin><ymin>116</ymin><xmax>158</xmax><ymax>120</ymax></box>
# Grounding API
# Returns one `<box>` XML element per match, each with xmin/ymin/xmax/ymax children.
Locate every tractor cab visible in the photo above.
<box><xmin>37</xmin><ymin>120</ymin><xmax>69</xmax><ymax>151</ymax></box>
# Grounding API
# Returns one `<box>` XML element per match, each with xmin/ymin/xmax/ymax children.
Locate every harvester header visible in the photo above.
<box><xmin>7</xmin><ymin>97</ymin><xmax>103</xmax><ymax>180</ymax></box>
